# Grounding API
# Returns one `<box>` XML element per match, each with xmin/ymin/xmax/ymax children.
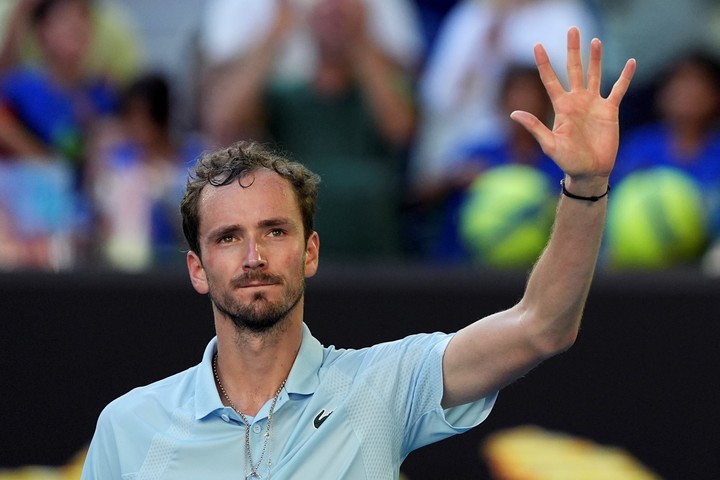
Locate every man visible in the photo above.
<box><xmin>81</xmin><ymin>27</ymin><xmax>635</xmax><ymax>479</ymax></box>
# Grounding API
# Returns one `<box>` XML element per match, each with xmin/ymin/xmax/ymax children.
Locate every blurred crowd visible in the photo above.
<box><xmin>1</xmin><ymin>0</ymin><xmax>719</xmax><ymax>272</ymax></box>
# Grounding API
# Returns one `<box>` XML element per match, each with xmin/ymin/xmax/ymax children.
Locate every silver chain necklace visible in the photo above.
<box><xmin>213</xmin><ymin>353</ymin><xmax>287</xmax><ymax>479</ymax></box>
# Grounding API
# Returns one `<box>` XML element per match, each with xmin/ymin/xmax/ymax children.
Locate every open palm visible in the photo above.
<box><xmin>511</xmin><ymin>27</ymin><xmax>636</xmax><ymax>180</ymax></box>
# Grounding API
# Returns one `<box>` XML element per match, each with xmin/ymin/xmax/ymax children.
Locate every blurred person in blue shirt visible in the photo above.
<box><xmin>0</xmin><ymin>0</ymin><xmax>119</xmax><ymax>165</ymax></box>
<box><xmin>427</xmin><ymin>63</ymin><xmax>563</xmax><ymax>261</ymax></box>
<box><xmin>614</xmin><ymin>51</ymin><xmax>720</xmax><ymax>249</ymax></box>
<box><xmin>91</xmin><ymin>73</ymin><xmax>206</xmax><ymax>270</ymax></box>
<box><xmin>0</xmin><ymin>0</ymin><xmax>141</xmax><ymax>85</ymax></box>
<box><xmin>408</xmin><ymin>0</ymin><xmax>598</xmax><ymax>204</ymax></box>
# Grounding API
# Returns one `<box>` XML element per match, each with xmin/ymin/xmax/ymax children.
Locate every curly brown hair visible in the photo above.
<box><xmin>180</xmin><ymin>141</ymin><xmax>320</xmax><ymax>256</ymax></box>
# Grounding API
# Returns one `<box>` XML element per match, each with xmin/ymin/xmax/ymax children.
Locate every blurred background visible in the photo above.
<box><xmin>0</xmin><ymin>0</ymin><xmax>719</xmax><ymax>478</ymax></box>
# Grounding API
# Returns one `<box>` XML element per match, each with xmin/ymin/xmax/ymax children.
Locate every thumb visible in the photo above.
<box><xmin>510</xmin><ymin>110</ymin><xmax>554</xmax><ymax>154</ymax></box>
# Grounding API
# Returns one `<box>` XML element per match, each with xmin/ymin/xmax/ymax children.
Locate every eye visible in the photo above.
<box><xmin>268</xmin><ymin>228</ymin><xmax>286</xmax><ymax>238</ymax></box>
<box><xmin>218</xmin><ymin>234</ymin><xmax>236</xmax><ymax>244</ymax></box>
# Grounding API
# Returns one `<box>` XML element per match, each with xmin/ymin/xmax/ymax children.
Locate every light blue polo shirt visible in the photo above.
<box><xmin>82</xmin><ymin>324</ymin><xmax>497</xmax><ymax>479</ymax></box>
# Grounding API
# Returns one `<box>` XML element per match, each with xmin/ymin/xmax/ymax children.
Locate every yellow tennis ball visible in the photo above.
<box><xmin>459</xmin><ymin>165</ymin><xmax>556</xmax><ymax>268</ymax></box>
<box><xmin>606</xmin><ymin>167</ymin><xmax>708</xmax><ymax>268</ymax></box>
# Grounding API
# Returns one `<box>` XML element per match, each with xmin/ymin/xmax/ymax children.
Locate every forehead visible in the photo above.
<box><xmin>197</xmin><ymin>169</ymin><xmax>302</xmax><ymax>232</ymax></box>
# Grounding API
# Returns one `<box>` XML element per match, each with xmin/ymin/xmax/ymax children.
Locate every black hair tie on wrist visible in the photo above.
<box><xmin>560</xmin><ymin>179</ymin><xmax>610</xmax><ymax>202</ymax></box>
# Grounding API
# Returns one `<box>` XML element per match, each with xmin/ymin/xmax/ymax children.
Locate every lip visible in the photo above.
<box><xmin>238</xmin><ymin>282</ymin><xmax>279</xmax><ymax>288</ymax></box>
<box><xmin>232</xmin><ymin>275</ymin><xmax>283</xmax><ymax>289</ymax></box>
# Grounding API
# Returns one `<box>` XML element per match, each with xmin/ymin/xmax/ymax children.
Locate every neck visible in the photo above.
<box><xmin>47</xmin><ymin>59</ymin><xmax>85</xmax><ymax>87</ymax></box>
<box><xmin>214</xmin><ymin>316</ymin><xmax>302</xmax><ymax>416</ymax></box>
<box><xmin>670</xmin><ymin>120</ymin><xmax>710</xmax><ymax>160</ymax></box>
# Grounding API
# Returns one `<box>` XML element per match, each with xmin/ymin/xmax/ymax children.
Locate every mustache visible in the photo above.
<box><xmin>230</xmin><ymin>272</ymin><xmax>283</xmax><ymax>288</ymax></box>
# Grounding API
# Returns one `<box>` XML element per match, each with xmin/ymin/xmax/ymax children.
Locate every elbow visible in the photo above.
<box><xmin>533</xmin><ymin>327</ymin><xmax>579</xmax><ymax>359</ymax></box>
<box><xmin>548</xmin><ymin>329</ymin><xmax>579</xmax><ymax>356</ymax></box>
<box><xmin>524</xmin><ymin>310</ymin><xmax>581</xmax><ymax>359</ymax></box>
<box><xmin>517</xmin><ymin>298</ymin><xmax>583</xmax><ymax>358</ymax></box>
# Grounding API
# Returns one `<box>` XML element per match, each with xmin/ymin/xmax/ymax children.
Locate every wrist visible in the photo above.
<box><xmin>563</xmin><ymin>175</ymin><xmax>609</xmax><ymax>196</ymax></box>
<box><xmin>560</xmin><ymin>176</ymin><xmax>610</xmax><ymax>202</ymax></box>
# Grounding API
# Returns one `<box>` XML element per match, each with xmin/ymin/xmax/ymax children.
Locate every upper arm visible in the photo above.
<box><xmin>441</xmin><ymin>303</ymin><xmax>547</xmax><ymax>408</ymax></box>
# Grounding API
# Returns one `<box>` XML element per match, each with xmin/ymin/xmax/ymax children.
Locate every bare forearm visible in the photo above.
<box><xmin>520</xmin><ymin>175</ymin><xmax>609</xmax><ymax>354</ymax></box>
<box><xmin>201</xmin><ymin>26</ymin><xmax>286</xmax><ymax>143</ymax></box>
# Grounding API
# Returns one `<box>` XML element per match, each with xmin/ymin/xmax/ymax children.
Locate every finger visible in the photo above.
<box><xmin>607</xmin><ymin>58</ymin><xmax>637</xmax><ymax>107</ymax></box>
<box><xmin>510</xmin><ymin>110</ymin><xmax>555</xmax><ymax>155</ymax></box>
<box><xmin>586</xmin><ymin>38</ymin><xmax>602</xmax><ymax>94</ymax></box>
<box><xmin>534</xmin><ymin>43</ymin><xmax>565</xmax><ymax>100</ymax></box>
<box><xmin>566</xmin><ymin>26</ymin><xmax>584</xmax><ymax>91</ymax></box>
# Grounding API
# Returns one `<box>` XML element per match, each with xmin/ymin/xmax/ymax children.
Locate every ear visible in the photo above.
<box><xmin>187</xmin><ymin>250</ymin><xmax>209</xmax><ymax>294</ymax></box>
<box><xmin>304</xmin><ymin>231</ymin><xmax>320</xmax><ymax>278</ymax></box>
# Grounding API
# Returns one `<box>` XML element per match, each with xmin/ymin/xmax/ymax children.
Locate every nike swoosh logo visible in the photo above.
<box><xmin>313</xmin><ymin>409</ymin><xmax>333</xmax><ymax>429</ymax></box>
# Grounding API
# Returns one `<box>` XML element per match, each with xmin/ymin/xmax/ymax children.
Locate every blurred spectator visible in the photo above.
<box><xmin>426</xmin><ymin>64</ymin><xmax>561</xmax><ymax>261</ymax></box>
<box><xmin>407</xmin><ymin>0</ymin><xmax>598</xmax><ymax>205</ymax></box>
<box><xmin>0</xmin><ymin>0</ymin><xmax>142</xmax><ymax>85</ymax></box>
<box><xmin>612</xmin><ymin>50</ymin><xmax>720</xmax><ymax>267</ymax></box>
<box><xmin>90</xmin><ymin>73</ymin><xmax>206</xmax><ymax>271</ymax></box>
<box><xmin>457</xmin><ymin>64</ymin><xmax>562</xmax><ymax>184</ymax></box>
<box><xmin>0</xmin><ymin>0</ymin><xmax>120</xmax><ymax>166</ymax></box>
<box><xmin>614</xmin><ymin>51</ymin><xmax>720</xmax><ymax>211</ymax></box>
<box><xmin>198</xmin><ymin>0</ymin><xmax>423</xmax><ymax>259</ymax></box>
<box><xmin>105</xmin><ymin>0</ymin><xmax>207</xmax><ymax>133</ymax></box>
<box><xmin>198</xmin><ymin>0</ymin><xmax>422</xmax><ymax>147</ymax></box>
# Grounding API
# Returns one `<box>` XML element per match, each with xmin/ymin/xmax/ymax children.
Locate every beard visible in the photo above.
<box><xmin>209</xmin><ymin>271</ymin><xmax>305</xmax><ymax>334</ymax></box>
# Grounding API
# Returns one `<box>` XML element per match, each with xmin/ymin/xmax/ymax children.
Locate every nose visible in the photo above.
<box><xmin>243</xmin><ymin>238</ymin><xmax>266</xmax><ymax>270</ymax></box>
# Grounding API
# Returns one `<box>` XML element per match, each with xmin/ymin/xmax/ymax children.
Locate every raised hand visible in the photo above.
<box><xmin>510</xmin><ymin>27</ymin><xmax>636</xmax><ymax>181</ymax></box>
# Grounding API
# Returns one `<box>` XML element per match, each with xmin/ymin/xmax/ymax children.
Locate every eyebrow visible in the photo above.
<box><xmin>206</xmin><ymin>217</ymin><xmax>297</xmax><ymax>239</ymax></box>
<box><xmin>258</xmin><ymin>217</ymin><xmax>295</xmax><ymax>230</ymax></box>
<box><xmin>207</xmin><ymin>224</ymin><xmax>243</xmax><ymax>240</ymax></box>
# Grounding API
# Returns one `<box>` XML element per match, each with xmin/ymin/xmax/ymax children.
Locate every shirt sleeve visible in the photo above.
<box><xmin>402</xmin><ymin>333</ymin><xmax>497</xmax><ymax>455</ymax></box>
<box><xmin>357</xmin><ymin>332</ymin><xmax>498</xmax><ymax>457</ymax></box>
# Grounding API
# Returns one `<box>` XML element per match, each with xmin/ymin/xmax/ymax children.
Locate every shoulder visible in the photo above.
<box><xmin>322</xmin><ymin>332</ymin><xmax>453</xmax><ymax>374</ymax></box>
<box><xmin>97</xmin><ymin>365</ymin><xmax>198</xmax><ymax>428</ymax></box>
<box><xmin>314</xmin><ymin>332</ymin><xmax>454</xmax><ymax>412</ymax></box>
<box><xmin>83</xmin><ymin>365</ymin><xmax>201</xmax><ymax>478</ymax></box>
